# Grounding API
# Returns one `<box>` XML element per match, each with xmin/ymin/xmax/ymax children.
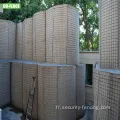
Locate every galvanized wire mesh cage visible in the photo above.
<box><xmin>38</xmin><ymin>64</ymin><xmax>76</xmax><ymax>120</ymax></box>
<box><xmin>46</xmin><ymin>4</ymin><xmax>79</xmax><ymax>65</ymax></box>
<box><xmin>33</xmin><ymin>11</ymin><xmax>46</xmax><ymax>62</ymax></box>
<box><xmin>0</xmin><ymin>61</ymin><xmax>10</xmax><ymax>107</ymax></box>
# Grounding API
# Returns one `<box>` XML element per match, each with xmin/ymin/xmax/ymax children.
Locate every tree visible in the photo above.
<box><xmin>79</xmin><ymin>0</ymin><xmax>99</xmax><ymax>51</ymax></box>
<box><xmin>0</xmin><ymin>0</ymin><xmax>99</xmax><ymax>51</ymax></box>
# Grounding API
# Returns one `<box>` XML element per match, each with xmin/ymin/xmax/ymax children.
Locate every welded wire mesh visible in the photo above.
<box><xmin>16</xmin><ymin>22</ymin><xmax>23</xmax><ymax>60</ymax></box>
<box><xmin>46</xmin><ymin>4</ymin><xmax>79</xmax><ymax>65</ymax></box>
<box><xmin>76</xmin><ymin>64</ymin><xmax>85</xmax><ymax>119</ymax></box>
<box><xmin>0</xmin><ymin>20</ymin><xmax>16</xmax><ymax>59</ymax></box>
<box><xmin>0</xmin><ymin>61</ymin><xmax>10</xmax><ymax>107</ymax></box>
<box><xmin>38</xmin><ymin>64</ymin><xmax>76</xmax><ymax>120</ymax></box>
<box><xmin>100</xmin><ymin>0</ymin><xmax>120</xmax><ymax>69</ymax></box>
<box><xmin>93</xmin><ymin>68</ymin><xmax>120</xmax><ymax>120</ymax></box>
<box><xmin>11</xmin><ymin>61</ymin><xmax>23</xmax><ymax>109</ymax></box>
<box><xmin>22</xmin><ymin>18</ymin><xmax>33</xmax><ymax>60</ymax></box>
<box><xmin>23</xmin><ymin>62</ymin><xmax>38</xmax><ymax>119</ymax></box>
<box><xmin>33</xmin><ymin>11</ymin><xmax>46</xmax><ymax>62</ymax></box>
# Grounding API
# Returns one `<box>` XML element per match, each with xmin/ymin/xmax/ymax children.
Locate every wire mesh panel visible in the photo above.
<box><xmin>0</xmin><ymin>61</ymin><xmax>10</xmax><ymax>107</ymax></box>
<box><xmin>23</xmin><ymin>62</ymin><xmax>38</xmax><ymax>119</ymax></box>
<box><xmin>76</xmin><ymin>64</ymin><xmax>85</xmax><ymax>120</ymax></box>
<box><xmin>100</xmin><ymin>0</ymin><xmax>120</xmax><ymax>69</ymax></box>
<box><xmin>38</xmin><ymin>64</ymin><xmax>76</xmax><ymax>120</ymax></box>
<box><xmin>0</xmin><ymin>20</ymin><xmax>16</xmax><ymax>59</ymax></box>
<box><xmin>46</xmin><ymin>4</ymin><xmax>79</xmax><ymax>65</ymax></box>
<box><xmin>33</xmin><ymin>11</ymin><xmax>46</xmax><ymax>62</ymax></box>
<box><xmin>8</xmin><ymin>21</ymin><xmax>16</xmax><ymax>59</ymax></box>
<box><xmin>93</xmin><ymin>68</ymin><xmax>120</xmax><ymax>120</ymax></box>
<box><xmin>16</xmin><ymin>22</ymin><xmax>23</xmax><ymax>60</ymax></box>
<box><xmin>22</xmin><ymin>18</ymin><xmax>33</xmax><ymax>61</ymax></box>
<box><xmin>11</xmin><ymin>61</ymin><xmax>23</xmax><ymax>109</ymax></box>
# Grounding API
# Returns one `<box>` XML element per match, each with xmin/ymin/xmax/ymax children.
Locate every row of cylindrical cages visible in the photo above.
<box><xmin>99</xmin><ymin>0</ymin><xmax>120</xmax><ymax>69</ymax></box>
<box><xmin>16</xmin><ymin>4</ymin><xmax>79</xmax><ymax>65</ymax></box>
<box><xmin>93</xmin><ymin>68</ymin><xmax>120</xmax><ymax>120</ymax></box>
<box><xmin>0</xmin><ymin>4</ymin><xmax>79</xmax><ymax>65</ymax></box>
<box><xmin>0</xmin><ymin>60</ymin><xmax>85</xmax><ymax>120</ymax></box>
<box><xmin>0</xmin><ymin>20</ymin><xmax>16</xmax><ymax>60</ymax></box>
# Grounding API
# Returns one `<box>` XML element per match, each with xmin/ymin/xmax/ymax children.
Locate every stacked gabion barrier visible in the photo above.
<box><xmin>0</xmin><ymin>60</ymin><xmax>10</xmax><ymax>107</ymax></box>
<box><xmin>0</xmin><ymin>4</ymin><xmax>85</xmax><ymax>120</ymax></box>
<box><xmin>94</xmin><ymin>0</ymin><xmax>120</xmax><ymax>119</ymax></box>
<box><xmin>22</xmin><ymin>18</ymin><xmax>33</xmax><ymax>60</ymax></box>
<box><xmin>11</xmin><ymin>60</ymin><xmax>23</xmax><ymax>109</ymax></box>
<box><xmin>94</xmin><ymin>68</ymin><xmax>120</xmax><ymax>120</ymax></box>
<box><xmin>23</xmin><ymin>61</ymin><xmax>38</xmax><ymax>119</ymax></box>
<box><xmin>33</xmin><ymin>11</ymin><xmax>46</xmax><ymax>62</ymax></box>
<box><xmin>38</xmin><ymin>64</ymin><xmax>76</xmax><ymax>120</ymax></box>
<box><xmin>46</xmin><ymin>4</ymin><xmax>79</xmax><ymax>65</ymax></box>
<box><xmin>100</xmin><ymin>0</ymin><xmax>120</xmax><ymax>69</ymax></box>
<box><xmin>76</xmin><ymin>64</ymin><xmax>85</xmax><ymax>119</ymax></box>
<box><xmin>0</xmin><ymin>20</ymin><xmax>16</xmax><ymax>59</ymax></box>
<box><xmin>16</xmin><ymin>22</ymin><xmax>23</xmax><ymax>60</ymax></box>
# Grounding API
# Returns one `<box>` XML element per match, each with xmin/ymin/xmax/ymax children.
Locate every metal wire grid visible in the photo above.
<box><xmin>0</xmin><ymin>20</ymin><xmax>16</xmax><ymax>60</ymax></box>
<box><xmin>33</xmin><ymin>11</ymin><xmax>46</xmax><ymax>62</ymax></box>
<box><xmin>0</xmin><ymin>62</ymin><xmax>10</xmax><ymax>107</ymax></box>
<box><xmin>46</xmin><ymin>4</ymin><xmax>79</xmax><ymax>65</ymax></box>
<box><xmin>100</xmin><ymin>0</ymin><xmax>119</xmax><ymax>69</ymax></box>
<box><xmin>11</xmin><ymin>62</ymin><xmax>23</xmax><ymax>109</ymax></box>
<box><xmin>93</xmin><ymin>69</ymin><xmax>120</xmax><ymax>120</ymax></box>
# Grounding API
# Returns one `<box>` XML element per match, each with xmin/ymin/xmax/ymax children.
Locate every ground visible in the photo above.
<box><xmin>2</xmin><ymin>106</ymin><xmax>93</xmax><ymax>120</ymax></box>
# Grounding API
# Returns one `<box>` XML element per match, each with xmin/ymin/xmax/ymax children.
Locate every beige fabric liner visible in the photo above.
<box><xmin>33</xmin><ymin>11</ymin><xmax>46</xmax><ymax>62</ymax></box>
<box><xmin>46</xmin><ymin>4</ymin><xmax>79</xmax><ymax>65</ymax></box>
<box><xmin>11</xmin><ymin>61</ymin><xmax>23</xmax><ymax>109</ymax></box>
<box><xmin>23</xmin><ymin>62</ymin><xmax>38</xmax><ymax>119</ymax></box>
<box><xmin>38</xmin><ymin>64</ymin><xmax>76</xmax><ymax>120</ymax></box>
<box><xmin>93</xmin><ymin>68</ymin><xmax>120</xmax><ymax>120</ymax></box>
<box><xmin>100</xmin><ymin>0</ymin><xmax>120</xmax><ymax>69</ymax></box>
<box><xmin>22</xmin><ymin>18</ymin><xmax>33</xmax><ymax>60</ymax></box>
<box><xmin>16</xmin><ymin>22</ymin><xmax>23</xmax><ymax>60</ymax></box>
<box><xmin>76</xmin><ymin>64</ymin><xmax>85</xmax><ymax>119</ymax></box>
<box><xmin>0</xmin><ymin>20</ymin><xmax>16</xmax><ymax>59</ymax></box>
<box><xmin>0</xmin><ymin>61</ymin><xmax>10</xmax><ymax>107</ymax></box>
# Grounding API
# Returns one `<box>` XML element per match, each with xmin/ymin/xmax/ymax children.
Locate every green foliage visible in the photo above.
<box><xmin>79</xmin><ymin>0</ymin><xmax>99</xmax><ymax>51</ymax></box>
<box><xmin>0</xmin><ymin>0</ymin><xmax>99</xmax><ymax>51</ymax></box>
<box><xmin>0</xmin><ymin>0</ymin><xmax>46</xmax><ymax>22</ymax></box>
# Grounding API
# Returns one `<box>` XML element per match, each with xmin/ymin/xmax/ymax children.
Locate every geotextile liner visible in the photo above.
<box><xmin>16</xmin><ymin>22</ymin><xmax>23</xmax><ymax>60</ymax></box>
<box><xmin>11</xmin><ymin>61</ymin><xmax>23</xmax><ymax>109</ymax></box>
<box><xmin>0</xmin><ymin>20</ymin><xmax>16</xmax><ymax>59</ymax></box>
<box><xmin>99</xmin><ymin>0</ymin><xmax>120</xmax><ymax>69</ymax></box>
<box><xmin>23</xmin><ymin>62</ymin><xmax>38</xmax><ymax>119</ymax></box>
<box><xmin>93</xmin><ymin>68</ymin><xmax>120</xmax><ymax>120</ymax></box>
<box><xmin>22</xmin><ymin>18</ymin><xmax>33</xmax><ymax>60</ymax></box>
<box><xmin>33</xmin><ymin>11</ymin><xmax>46</xmax><ymax>62</ymax></box>
<box><xmin>76</xmin><ymin>64</ymin><xmax>85</xmax><ymax>119</ymax></box>
<box><xmin>46</xmin><ymin>4</ymin><xmax>79</xmax><ymax>65</ymax></box>
<box><xmin>0</xmin><ymin>61</ymin><xmax>10</xmax><ymax>107</ymax></box>
<box><xmin>38</xmin><ymin>64</ymin><xmax>76</xmax><ymax>120</ymax></box>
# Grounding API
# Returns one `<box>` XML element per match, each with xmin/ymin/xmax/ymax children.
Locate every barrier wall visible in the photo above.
<box><xmin>46</xmin><ymin>4</ymin><xmax>79</xmax><ymax>65</ymax></box>
<box><xmin>100</xmin><ymin>0</ymin><xmax>120</xmax><ymax>69</ymax></box>
<box><xmin>22</xmin><ymin>18</ymin><xmax>33</xmax><ymax>60</ymax></box>
<box><xmin>11</xmin><ymin>61</ymin><xmax>23</xmax><ymax>109</ymax></box>
<box><xmin>0</xmin><ymin>4</ymin><xmax>84</xmax><ymax>120</ymax></box>
<box><xmin>0</xmin><ymin>20</ymin><xmax>16</xmax><ymax>59</ymax></box>
<box><xmin>16</xmin><ymin>22</ymin><xmax>23</xmax><ymax>60</ymax></box>
<box><xmin>76</xmin><ymin>64</ymin><xmax>85</xmax><ymax>119</ymax></box>
<box><xmin>23</xmin><ymin>62</ymin><xmax>38</xmax><ymax>119</ymax></box>
<box><xmin>0</xmin><ymin>61</ymin><xmax>10</xmax><ymax>107</ymax></box>
<box><xmin>38</xmin><ymin>64</ymin><xmax>76</xmax><ymax>120</ymax></box>
<box><xmin>33</xmin><ymin>11</ymin><xmax>46</xmax><ymax>62</ymax></box>
<box><xmin>93</xmin><ymin>68</ymin><xmax>120</xmax><ymax>120</ymax></box>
